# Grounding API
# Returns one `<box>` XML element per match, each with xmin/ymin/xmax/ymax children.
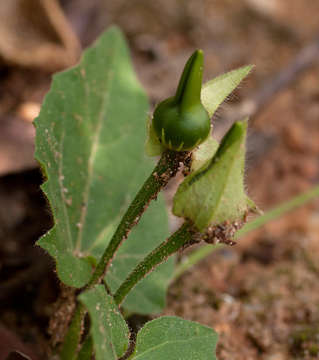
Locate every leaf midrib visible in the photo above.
<box><xmin>74</xmin><ymin>37</ymin><xmax>119</xmax><ymax>253</ymax></box>
<box><xmin>132</xmin><ymin>334</ymin><xmax>214</xmax><ymax>359</ymax></box>
<box><xmin>198</xmin><ymin>140</ymin><xmax>241</xmax><ymax>229</ymax></box>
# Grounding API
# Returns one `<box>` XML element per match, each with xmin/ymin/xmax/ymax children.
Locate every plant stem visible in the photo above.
<box><xmin>60</xmin><ymin>303</ymin><xmax>86</xmax><ymax>360</ymax></box>
<box><xmin>78</xmin><ymin>334</ymin><xmax>93</xmax><ymax>360</ymax></box>
<box><xmin>87</xmin><ymin>150</ymin><xmax>189</xmax><ymax>288</ymax></box>
<box><xmin>60</xmin><ymin>150</ymin><xmax>188</xmax><ymax>358</ymax></box>
<box><xmin>114</xmin><ymin>222</ymin><xmax>194</xmax><ymax>306</ymax></box>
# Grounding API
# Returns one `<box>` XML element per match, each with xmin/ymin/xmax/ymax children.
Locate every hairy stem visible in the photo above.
<box><xmin>87</xmin><ymin>150</ymin><xmax>189</xmax><ymax>288</ymax></box>
<box><xmin>60</xmin><ymin>150</ymin><xmax>189</xmax><ymax>358</ymax></box>
<box><xmin>114</xmin><ymin>222</ymin><xmax>194</xmax><ymax>306</ymax></box>
<box><xmin>60</xmin><ymin>303</ymin><xmax>86</xmax><ymax>360</ymax></box>
<box><xmin>78</xmin><ymin>334</ymin><xmax>93</xmax><ymax>360</ymax></box>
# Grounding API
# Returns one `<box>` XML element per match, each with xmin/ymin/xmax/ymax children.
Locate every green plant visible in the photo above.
<box><xmin>152</xmin><ymin>50</ymin><xmax>210</xmax><ymax>151</ymax></box>
<box><xmin>35</xmin><ymin>26</ymin><xmax>256</xmax><ymax>359</ymax></box>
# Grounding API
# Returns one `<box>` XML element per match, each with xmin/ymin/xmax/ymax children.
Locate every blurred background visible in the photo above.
<box><xmin>0</xmin><ymin>1</ymin><xmax>319</xmax><ymax>359</ymax></box>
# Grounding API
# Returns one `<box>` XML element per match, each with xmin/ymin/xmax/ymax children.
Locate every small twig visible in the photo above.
<box><xmin>249</xmin><ymin>34</ymin><xmax>319</xmax><ymax>117</ymax></box>
<box><xmin>217</xmin><ymin>34</ymin><xmax>319</xmax><ymax>134</ymax></box>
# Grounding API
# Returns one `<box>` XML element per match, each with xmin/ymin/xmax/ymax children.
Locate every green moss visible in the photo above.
<box><xmin>290</xmin><ymin>325</ymin><xmax>319</xmax><ymax>358</ymax></box>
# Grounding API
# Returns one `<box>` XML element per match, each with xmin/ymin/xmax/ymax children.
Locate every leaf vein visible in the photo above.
<box><xmin>75</xmin><ymin>42</ymin><xmax>119</xmax><ymax>253</ymax></box>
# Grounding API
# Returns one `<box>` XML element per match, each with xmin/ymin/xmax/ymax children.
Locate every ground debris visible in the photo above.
<box><xmin>201</xmin><ymin>220</ymin><xmax>244</xmax><ymax>246</ymax></box>
<box><xmin>48</xmin><ymin>285</ymin><xmax>77</xmax><ymax>347</ymax></box>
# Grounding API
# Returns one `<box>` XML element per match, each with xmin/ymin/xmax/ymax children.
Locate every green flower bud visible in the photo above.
<box><xmin>153</xmin><ymin>50</ymin><xmax>211</xmax><ymax>151</ymax></box>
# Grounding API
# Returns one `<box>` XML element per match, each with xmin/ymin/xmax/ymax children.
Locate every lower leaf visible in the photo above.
<box><xmin>129</xmin><ymin>316</ymin><xmax>218</xmax><ymax>360</ymax></box>
<box><xmin>79</xmin><ymin>285</ymin><xmax>130</xmax><ymax>360</ymax></box>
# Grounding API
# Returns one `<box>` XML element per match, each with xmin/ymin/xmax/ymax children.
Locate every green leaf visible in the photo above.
<box><xmin>78</xmin><ymin>336</ymin><xmax>93</xmax><ymax>360</ymax></box>
<box><xmin>105</xmin><ymin>198</ymin><xmax>174</xmax><ymax>315</ymax></box>
<box><xmin>173</xmin><ymin>120</ymin><xmax>255</xmax><ymax>231</ymax></box>
<box><xmin>201</xmin><ymin>65</ymin><xmax>253</xmax><ymax>118</ymax></box>
<box><xmin>129</xmin><ymin>316</ymin><xmax>218</xmax><ymax>360</ymax></box>
<box><xmin>34</xmin><ymin>25</ymin><xmax>173</xmax><ymax>304</ymax></box>
<box><xmin>79</xmin><ymin>285</ymin><xmax>130</xmax><ymax>360</ymax></box>
<box><xmin>145</xmin><ymin>116</ymin><xmax>165</xmax><ymax>156</ymax></box>
<box><xmin>191</xmin><ymin>132</ymin><xmax>219</xmax><ymax>172</ymax></box>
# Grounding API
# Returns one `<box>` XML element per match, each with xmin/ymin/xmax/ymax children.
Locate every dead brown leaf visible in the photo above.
<box><xmin>0</xmin><ymin>0</ymin><xmax>81</xmax><ymax>71</ymax></box>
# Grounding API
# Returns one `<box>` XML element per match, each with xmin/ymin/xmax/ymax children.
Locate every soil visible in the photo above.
<box><xmin>0</xmin><ymin>1</ymin><xmax>319</xmax><ymax>359</ymax></box>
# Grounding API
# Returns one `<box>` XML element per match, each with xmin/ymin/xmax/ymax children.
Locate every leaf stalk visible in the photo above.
<box><xmin>114</xmin><ymin>222</ymin><xmax>194</xmax><ymax>305</ymax></box>
<box><xmin>87</xmin><ymin>150</ymin><xmax>189</xmax><ymax>288</ymax></box>
<box><xmin>60</xmin><ymin>149</ymin><xmax>189</xmax><ymax>358</ymax></box>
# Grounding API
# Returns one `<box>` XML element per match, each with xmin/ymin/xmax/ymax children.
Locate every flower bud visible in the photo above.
<box><xmin>153</xmin><ymin>50</ymin><xmax>211</xmax><ymax>151</ymax></box>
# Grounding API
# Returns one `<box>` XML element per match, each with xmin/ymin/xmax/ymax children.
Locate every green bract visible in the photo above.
<box><xmin>173</xmin><ymin>120</ymin><xmax>256</xmax><ymax>232</ymax></box>
<box><xmin>152</xmin><ymin>50</ymin><xmax>211</xmax><ymax>151</ymax></box>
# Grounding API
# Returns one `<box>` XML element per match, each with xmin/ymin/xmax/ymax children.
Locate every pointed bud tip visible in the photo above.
<box><xmin>193</xmin><ymin>49</ymin><xmax>203</xmax><ymax>56</ymax></box>
<box><xmin>175</xmin><ymin>49</ymin><xmax>205</xmax><ymax>111</ymax></box>
<box><xmin>190</xmin><ymin>49</ymin><xmax>204</xmax><ymax>64</ymax></box>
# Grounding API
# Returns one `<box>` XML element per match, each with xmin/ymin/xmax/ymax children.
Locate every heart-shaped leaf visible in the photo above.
<box><xmin>35</xmin><ymin>26</ymin><xmax>173</xmax><ymax>313</ymax></box>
